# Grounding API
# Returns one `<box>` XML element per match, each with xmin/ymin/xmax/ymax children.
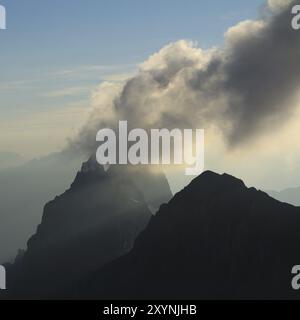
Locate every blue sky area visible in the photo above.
<box><xmin>0</xmin><ymin>0</ymin><xmax>264</xmax><ymax>155</ymax></box>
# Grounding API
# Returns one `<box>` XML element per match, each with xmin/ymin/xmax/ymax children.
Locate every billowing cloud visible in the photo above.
<box><xmin>268</xmin><ymin>0</ymin><xmax>292</xmax><ymax>11</ymax></box>
<box><xmin>70</xmin><ymin>0</ymin><xmax>300</xmax><ymax>154</ymax></box>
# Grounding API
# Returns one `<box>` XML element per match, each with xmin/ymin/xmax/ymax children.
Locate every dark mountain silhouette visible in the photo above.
<box><xmin>82</xmin><ymin>171</ymin><xmax>300</xmax><ymax>300</ymax></box>
<box><xmin>3</xmin><ymin>170</ymin><xmax>300</xmax><ymax>300</ymax></box>
<box><xmin>3</xmin><ymin>158</ymin><xmax>172</xmax><ymax>299</ymax></box>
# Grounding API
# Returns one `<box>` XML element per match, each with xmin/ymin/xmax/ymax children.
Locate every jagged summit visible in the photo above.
<box><xmin>3</xmin><ymin>160</ymin><xmax>172</xmax><ymax>299</ymax></box>
<box><xmin>71</xmin><ymin>156</ymin><xmax>106</xmax><ymax>188</ymax></box>
<box><xmin>188</xmin><ymin>170</ymin><xmax>246</xmax><ymax>191</ymax></box>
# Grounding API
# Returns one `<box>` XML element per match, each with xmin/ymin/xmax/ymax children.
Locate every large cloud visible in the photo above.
<box><xmin>268</xmin><ymin>0</ymin><xmax>292</xmax><ymax>11</ymax></box>
<box><xmin>70</xmin><ymin>0</ymin><xmax>300</xmax><ymax>154</ymax></box>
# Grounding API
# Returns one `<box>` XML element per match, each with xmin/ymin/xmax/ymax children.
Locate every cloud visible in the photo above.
<box><xmin>268</xmin><ymin>0</ymin><xmax>292</xmax><ymax>11</ymax></box>
<box><xmin>70</xmin><ymin>0</ymin><xmax>300</xmax><ymax>154</ymax></box>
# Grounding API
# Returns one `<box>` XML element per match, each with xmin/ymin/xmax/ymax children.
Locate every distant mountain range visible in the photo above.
<box><xmin>267</xmin><ymin>187</ymin><xmax>300</xmax><ymax>206</ymax></box>
<box><xmin>2</xmin><ymin>148</ymin><xmax>300</xmax><ymax>264</ymax></box>
<box><xmin>0</xmin><ymin>152</ymin><xmax>26</xmax><ymax>170</ymax></box>
<box><xmin>0</xmin><ymin>151</ymin><xmax>84</xmax><ymax>262</ymax></box>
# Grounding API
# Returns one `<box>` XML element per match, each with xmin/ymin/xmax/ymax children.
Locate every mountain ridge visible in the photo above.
<box><xmin>81</xmin><ymin>170</ymin><xmax>300</xmax><ymax>300</ymax></box>
<box><xmin>3</xmin><ymin>170</ymin><xmax>300</xmax><ymax>299</ymax></box>
<box><xmin>3</xmin><ymin>159</ymin><xmax>172</xmax><ymax>299</ymax></box>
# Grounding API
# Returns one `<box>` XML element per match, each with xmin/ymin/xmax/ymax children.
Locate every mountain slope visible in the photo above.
<box><xmin>4</xmin><ymin>159</ymin><xmax>172</xmax><ymax>298</ymax></box>
<box><xmin>84</xmin><ymin>171</ymin><xmax>300</xmax><ymax>300</ymax></box>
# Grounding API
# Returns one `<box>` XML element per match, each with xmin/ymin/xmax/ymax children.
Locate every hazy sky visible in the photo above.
<box><xmin>0</xmin><ymin>0</ymin><xmax>263</xmax><ymax>156</ymax></box>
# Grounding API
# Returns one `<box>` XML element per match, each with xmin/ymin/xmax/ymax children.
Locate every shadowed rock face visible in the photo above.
<box><xmin>3</xmin><ymin>159</ymin><xmax>172</xmax><ymax>299</ymax></box>
<box><xmin>108</xmin><ymin>164</ymin><xmax>173</xmax><ymax>214</ymax></box>
<box><xmin>84</xmin><ymin>171</ymin><xmax>300</xmax><ymax>300</ymax></box>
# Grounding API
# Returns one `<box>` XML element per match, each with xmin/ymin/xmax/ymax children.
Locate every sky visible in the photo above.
<box><xmin>0</xmin><ymin>0</ymin><xmax>263</xmax><ymax>156</ymax></box>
